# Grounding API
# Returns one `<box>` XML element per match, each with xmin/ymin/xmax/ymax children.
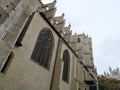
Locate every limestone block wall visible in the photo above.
<box><xmin>64</xmin><ymin>34</ymin><xmax>72</xmax><ymax>43</ymax></box>
<box><xmin>77</xmin><ymin>64</ymin><xmax>89</xmax><ymax>90</ymax></box>
<box><xmin>50</xmin><ymin>38</ymin><xmax>61</xmax><ymax>90</ymax></box>
<box><xmin>63</xmin><ymin>26</ymin><xmax>72</xmax><ymax>43</ymax></box>
<box><xmin>70</xmin><ymin>53</ymin><xmax>77</xmax><ymax>90</ymax></box>
<box><xmin>0</xmin><ymin>1</ymin><xmax>98</xmax><ymax>90</ymax></box>
<box><xmin>77</xmin><ymin>34</ymin><xmax>95</xmax><ymax>74</ymax></box>
<box><xmin>0</xmin><ymin>0</ymin><xmax>21</xmax><ymax>13</ymax></box>
<box><xmin>0</xmin><ymin>12</ymin><xmax>59</xmax><ymax>90</ymax></box>
<box><xmin>51</xmin><ymin>39</ymin><xmax>77</xmax><ymax>90</ymax></box>
<box><xmin>0</xmin><ymin>0</ymin><xmax>40</xmax><ymax>70</ymax></box>
<box><xmin>0</xmin><ymin>0</ymin><xmax>21</xmax><ymax>25</ymax></box>
<box><xmin>59</xmin><ymin>42</ymin><xmax>74</xmax><ymax>90</ymax></box>
<box><xmin>0</xmin><ymin>6</ymin><xmax>8</xmax><ymax>25</ymax></box>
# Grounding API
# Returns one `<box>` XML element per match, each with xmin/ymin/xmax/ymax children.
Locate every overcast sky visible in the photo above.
<box><xmin>42</xmin><ymin>0</ymin><xmax>120</xmax><ymax>74</ymax></box>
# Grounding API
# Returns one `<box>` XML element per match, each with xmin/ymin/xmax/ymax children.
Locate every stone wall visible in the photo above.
<box><xmin>0</xmin><ymin>12</ymin><xmax>59</xmax><ymax>90</ymax></box>
<box><xmin>0</xmin><ymin>1</ymin><xmax>98</xmax><ymax>90</ymax></box>
<box><xmin>0</xmin><ymin>0</ymin><xmax>39</xmax><ymax>70</ymax></box>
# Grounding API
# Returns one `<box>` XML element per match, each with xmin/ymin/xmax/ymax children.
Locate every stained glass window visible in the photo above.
<box><xmin>31</xmin><ymin>29</ymin><xmax>53</xmax><ymax>69</ymax></box>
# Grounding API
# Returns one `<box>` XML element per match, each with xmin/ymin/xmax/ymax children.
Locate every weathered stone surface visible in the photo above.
<box><xmin>0</xmin><ymin>6</ymin><xmax>8</xmax><ymax>25</ymax></box>
<box><xmin>0</xmin><ymin>0</ymin><xmax>98</xmax><ymax>90</ymax></box>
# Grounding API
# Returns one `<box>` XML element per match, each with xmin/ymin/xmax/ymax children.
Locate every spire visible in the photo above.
<box><xmin>62</xmin><ymin>13</ymin><xmax>65</xmax><ymax>16</ymax></box>
<box><xmin>40</xmin><ymin>0</ymin><xmax>57</xmax><ymax>15</ymax></box>
<box><xmin>54</xmin><ymin>13</ymin><xmax>64</xmax><ymax>24</ymax></box>
<box><xmin>63</xmin><ymin>24</ymin><xmax>72</xmax><ymax>43</ymax></box>
<box><xmin>43</xmin><ymin>8</ymin><xmax>56</xmax><ymax>19</ymax></box>
<box><xmin>42</xmin><ymin>0</ymin><xmax>57</xmax><ymax>10</ymax></box>
<box><xmin>64</xmin><ymin>24</ymin><xmax>72</xmax><ymax>35</ymax></box>
<box><xmin>54</xmin><ymin>0</ymin><xmax>57</xmax><ymax>2</ymax></box>
<box><xmin>109</xmin><ymin>67</ymin><xmax>112</xmax><ymax>72</ymax></box>
<box><xmin>104</xmin><ymin>71</ymin><xmax>107</xmax><ymax>76</ymax></box>
<box><xmin>116</xmin><ymin>67</ymin><xmax>119</xmax><ymax>72</ymax></box>
<box><xmin>55</xmin><ymin>20</ymin><xmax>65</xmax><ymax>33</ymax></box>
<box><xmin>68</xmin><ymin>24</ymin><xmax>71</xmax><ymax>28</ymax></box>
<box><xmin>107</xmin><ymin>72</ymin><xmax>110</xmax><ymax>77</ymax></box>
<box><xmin>75</xmin><ymin>32</ymin><xmax>77</xmax><ymax>35</ymax></box>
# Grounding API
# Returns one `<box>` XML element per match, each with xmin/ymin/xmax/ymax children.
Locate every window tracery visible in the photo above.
<box><xmin>31</xmin><ymin>29</ymin><xmax>53</xmax><ymax>69</ymax></box>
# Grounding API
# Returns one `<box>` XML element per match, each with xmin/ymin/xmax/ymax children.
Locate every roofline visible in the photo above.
<box><xmin>39</xmin><ymin>12</ymin><xmax>97</xmax><ymax>81</ymax></box>
<box><xmin>40</xmin><ymin>12</ymin><xmax>78</xmax><ymax>57</ymax></box>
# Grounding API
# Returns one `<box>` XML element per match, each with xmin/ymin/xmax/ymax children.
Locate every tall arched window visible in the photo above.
<box><xmin>31</xmin><ymin>29</ymin><xmax>53</xmax><ymax>69</ymax></box>
<box><xmin>62</xmin><ymin>49</ymin><xmax>70</xmax><ymax>83</ymax></box>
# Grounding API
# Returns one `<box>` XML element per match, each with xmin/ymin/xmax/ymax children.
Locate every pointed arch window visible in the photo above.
<box><xmin>31</xmin><ymin>29</ymin><xmax>53</xmax><ymax>69</ymax></box>
<box><xmin>62</xmin><ymin>49</ymin><xmax>70</xmax><ymax>83</ymax></box>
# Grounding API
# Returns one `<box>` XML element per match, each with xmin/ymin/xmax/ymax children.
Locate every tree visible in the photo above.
<box><xmin>98</xmin><ymin>75</ymin><xmax>120</xmax><ymax>90</ymax></box>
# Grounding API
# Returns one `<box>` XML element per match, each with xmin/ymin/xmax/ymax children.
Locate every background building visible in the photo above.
<box><xmin>104</xmin><ymin>67</ymin><xmax>120</xmax><ymax>80</ymax></box>
<box><xmin>0</xmin><ymin>0</ymin><xmax>98</xmax><ymax>90</ymax></box>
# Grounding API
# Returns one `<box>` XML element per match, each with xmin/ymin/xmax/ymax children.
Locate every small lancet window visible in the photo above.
<box><xmin>77</xmin><ymin>38</ymin><xmax>80</xmax><ymax>43</ymax></box>
<box><xmin>15</xmin><ymin>12</ymin><xmax>35</xmax><ymax>46</ymax></box>
<box><xmin>31</xmin><ymin>29</ymin><xmax>54</xmax><ymax>69</ymax></box>
<box><xmin>62</xmin><ymin>49</ymin><xmax>70</xmax><ymax>83</ymax></box>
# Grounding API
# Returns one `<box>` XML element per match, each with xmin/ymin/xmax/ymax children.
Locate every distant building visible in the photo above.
<box><xmin>0</xmin><ymin>0</ymin><xmax>98</xmax><ymax>90</ymax></box>
<box><xmin>104</xmin><ymin>67</ymin><xmax>120</xmax><ymax>80</ymax></box>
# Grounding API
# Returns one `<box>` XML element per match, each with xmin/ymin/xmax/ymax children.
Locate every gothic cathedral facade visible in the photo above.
<box><xmin>0</xmin><ymin>0</ymin><xmax>98</xmax><ymax>90</ymax></box>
